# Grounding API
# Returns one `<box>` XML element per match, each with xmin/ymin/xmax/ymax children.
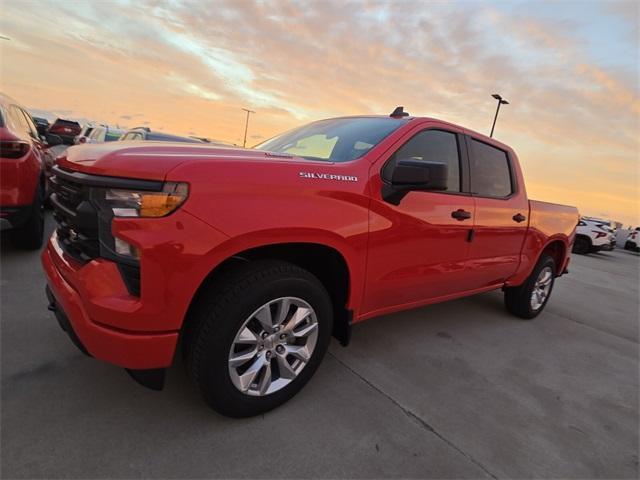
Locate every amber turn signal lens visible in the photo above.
<box><xmin>140</xmin><ymin>193</ymin><xmax>186</xmax><ymax>217</ymax></box>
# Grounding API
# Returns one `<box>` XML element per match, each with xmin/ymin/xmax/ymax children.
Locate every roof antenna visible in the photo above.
<box><xmin>390</xmin><ymin>106</ymin><xmax>409</xmax><ymax>118</ymax></box>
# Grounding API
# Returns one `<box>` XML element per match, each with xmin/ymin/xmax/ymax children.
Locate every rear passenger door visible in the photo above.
<box><xmin>465</xmin><ymin>136</ymin><xmax>528</xmax><ymax>287</ymax></box>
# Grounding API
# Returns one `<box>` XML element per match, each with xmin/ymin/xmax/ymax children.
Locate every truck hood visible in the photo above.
<box><xmin>57</xmin><ymin>142</ymin><xmax>299</xmax><ymax>181</ymax></box>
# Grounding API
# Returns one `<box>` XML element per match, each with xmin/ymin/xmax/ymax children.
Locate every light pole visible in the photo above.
<box><xmin>490</xmin><ymin>93</ymin><xmax>509</xmax><ymax>138</ymax></box>
<box><xmin>242</xmin><ymin>108</ymin><xmax>255</xmax><ymax>148</ymax></box>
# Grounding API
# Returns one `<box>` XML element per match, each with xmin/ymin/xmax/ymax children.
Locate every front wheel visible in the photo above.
<box><xmin>185</xmin><ymin>260</ymin><xmax>333</xmax><ymax>417</ymax></box>
<box><xmin>504</xmin><ymin>255</ymin><xmax>556</xmax><ymax>319</ymax></box>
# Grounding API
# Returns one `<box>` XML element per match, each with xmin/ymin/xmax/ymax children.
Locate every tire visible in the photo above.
<box><xmin>185</xmin><ymin>260</ymin><xmax>333</xmax><ymax>417</ymax></box>
<box><xmin>572</xmin><ymin>236</ymin><xmax>590</xmax><ymax>255</ymax></box>
<box><xmin>11</xmin><ymin>183</ymin><xmax>45</xmax><ymax>250</ymax></box>
<box><xmin>625</xmin><ymin>241</ymin><xmax>635</xmax><ymax>251</ymax></box>
<box><xmin>504</xmin><ymin>255</ymin><xmax>556</xmax><ymax>320</ymax></box>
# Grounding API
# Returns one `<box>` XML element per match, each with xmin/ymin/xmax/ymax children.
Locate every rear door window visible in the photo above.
<box><xmin>469</xmin><ymin>139</ymin><xmax>513</xmax><ymax>197</ymax></box>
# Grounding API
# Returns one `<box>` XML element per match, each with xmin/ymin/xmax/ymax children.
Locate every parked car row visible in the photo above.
<box><xmin>119</xmin><ymin>126</ymin><xmax>203</xmax><ymax>143</ymax></box>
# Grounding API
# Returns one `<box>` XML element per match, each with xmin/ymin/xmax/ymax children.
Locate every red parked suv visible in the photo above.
<box><xmin>0</xmin><ymin>94</ymin><xmax>63</xmax><ymax>249</ymax></box>
<box><xmin>42</xmin><ymin>108</ymin><xmax>578</xmax><ymax>416</ymax></box>
<box><xmin>48</xmin><ymin>118</ymin><xmax>81</xmax><ymax>145</ymax></box>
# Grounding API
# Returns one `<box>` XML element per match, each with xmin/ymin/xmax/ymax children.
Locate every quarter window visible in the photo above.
<box><xmin>383</xmin><ymin>130</ymin><xmax>461</xmax><ymax>192</ymax></box>
<box><xmin>470</xmin><ymin>139</ymin><xmax>513</xmax><ymax>197</ymax></box>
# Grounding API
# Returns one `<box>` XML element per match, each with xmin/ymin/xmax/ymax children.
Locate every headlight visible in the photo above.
<box><xmin>103</xmin><ymin>182</ymin><xmax>188</xmax><ymax>218</ymax></box>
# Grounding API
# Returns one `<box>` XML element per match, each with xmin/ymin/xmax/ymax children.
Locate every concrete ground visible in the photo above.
<box><xmin>1</xmin><ymin>215</ymin><xmax>638</xmax><ymax>479</ymax></box>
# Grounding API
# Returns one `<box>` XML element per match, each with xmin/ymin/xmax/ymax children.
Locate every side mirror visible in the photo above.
<box><xmin>44</xmin><ymin>133</ymin><xmax>64</xmax><ymax>147</ymax></box>
<box><xmin>382</xmin><ymin>159</ymin><xmax>448</xmax><ymax>205</ymax></box>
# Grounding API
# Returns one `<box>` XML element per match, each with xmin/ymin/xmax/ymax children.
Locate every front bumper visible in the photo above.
<box><xmin>597</xmin><ymin>238</ymin><xmax>616</xmax><ymax>251</ymax></box>
<box><xmin>41</xmin><ymin>237</ymin><xmax>179</xmax><ymax>369</ymax></box>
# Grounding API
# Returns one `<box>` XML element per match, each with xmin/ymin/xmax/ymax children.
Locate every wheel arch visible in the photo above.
<box><xmin>539</xmin><ymin>239</ymin><xmax>567</xmax><ymax>276</ymax></box>
<box><xmin>184</xmin><ymin>242</ymin><xmax>354</xmax><ymax>346</ymax></box>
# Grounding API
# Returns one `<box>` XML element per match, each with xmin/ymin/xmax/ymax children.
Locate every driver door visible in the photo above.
<box><xmin>362</xmin><ymin>125</ymin><xmax>476</xmax><ymax>317</ymax></box>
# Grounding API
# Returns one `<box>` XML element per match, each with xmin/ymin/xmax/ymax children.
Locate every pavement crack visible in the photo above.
<box><xmin>329</xmin><ymin>351</ymin><xmax>499</xmax><ymax>479</ymax></box>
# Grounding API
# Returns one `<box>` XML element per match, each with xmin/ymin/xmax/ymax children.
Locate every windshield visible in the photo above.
<box><xmin>254</xmin><ymin>117</ymin><xmax>408</xmax><ymax>162</ymax></box>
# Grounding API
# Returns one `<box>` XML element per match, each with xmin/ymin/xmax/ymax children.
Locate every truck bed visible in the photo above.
<box><xmin>528</xmin><ymin>199</ymin><xmax>579</xmax><ymax>240</ymax></box>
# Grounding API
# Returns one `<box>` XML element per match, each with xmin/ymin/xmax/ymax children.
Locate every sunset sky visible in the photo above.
<box><xmin>1</xmin><ymin>0</ymin><xmax>638</xmax><ymax>225</ymax></box>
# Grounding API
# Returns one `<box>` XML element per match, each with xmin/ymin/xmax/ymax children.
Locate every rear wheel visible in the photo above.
<box><xmin>504</xmin><ymin>255</ymin><xmax>556</xmax><ymax>319</ymax></box>
<box><xmin>572</xmin><ymin>236</ymin><xmax>590</xmax><ymax>255</ymax></box>
<box><xmin>185</xmin><ymin>260</ymin><xmax>333</xmax><ymax>417</ymax></box>
<box><xmin>11</xmin><ymin>183</ymin><xmax>44</xmax><ymax>250</ymax></box>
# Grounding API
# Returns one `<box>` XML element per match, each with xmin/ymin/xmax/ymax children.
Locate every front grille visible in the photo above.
<box><xmin>50</xmin><ymin>174</ymin><xmax>100</xmax><ymax>263</ymax></box>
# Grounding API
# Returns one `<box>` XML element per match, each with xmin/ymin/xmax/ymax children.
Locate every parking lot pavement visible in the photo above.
<box><xmin>2</xmin><ymin>215</ymin><xmax>638</xmax><ymax>479</ymax></box>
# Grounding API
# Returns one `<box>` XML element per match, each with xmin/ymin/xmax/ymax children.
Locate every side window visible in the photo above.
<box><xmin>383</xmin><ymin>130</ymin><xmax>461</xmax><ymax>192</ymax></box>
<box><xmin>469</xmin><ymin>139</ymin><xmax>513</xmax><ymax>197</ymax></box>
<box><xmin>19</xmin><ymin>109</ymin><xmax>39</xmax><ymax>139</ymax></box>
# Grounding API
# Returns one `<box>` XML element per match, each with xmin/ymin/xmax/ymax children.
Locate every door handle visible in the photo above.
<box><xmin>513</xmin><ymin>213</ymin><xmax>526</xmax><ymax>223</ymax></box>
<box><xmin>451</xmin><ymin>209</ymin><xmax>472</xmax><ymax>221</ymax></box>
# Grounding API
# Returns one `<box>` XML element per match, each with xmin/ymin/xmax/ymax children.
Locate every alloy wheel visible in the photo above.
<box><xmin>228</xmin><ymin>297</ymin><xmax>319</xmax><ymax>396</ymax></box>
<box><xmin>530</xmin><ymin>266</ymin><xmax>553</xmax><ymax>311</ymax></box>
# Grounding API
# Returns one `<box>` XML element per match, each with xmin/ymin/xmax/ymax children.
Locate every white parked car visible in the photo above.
<box><xmin>572</xmin><ymin>217</ymin><xmax>616</xmax><ymax>254</ymax></box>
<box><xmin>85</xmin><ymin>125</ymin><xmax>126</xmax><ymax>143</ymax></box>
<box><xmin>74</xmin><ymin>124</ymin><xmax>96</xmax><ymax>144</ymax></box>
<box><xmin>624</xmin><ymin>228</ymin><xmax>640</xmax><ymax>252</ymax></box>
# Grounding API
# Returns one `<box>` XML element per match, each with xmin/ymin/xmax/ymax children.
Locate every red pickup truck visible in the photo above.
<box><xmin>42</xmin><ymin>109</ymin><xmax>578</xmax><ymax>417</ymax></box>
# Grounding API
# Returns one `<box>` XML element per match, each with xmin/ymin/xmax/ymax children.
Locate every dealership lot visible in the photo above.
<box><xmin>1</xmin><ymin>215</ymin><xmax>638</xmax><ymax>479</ymax></box>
